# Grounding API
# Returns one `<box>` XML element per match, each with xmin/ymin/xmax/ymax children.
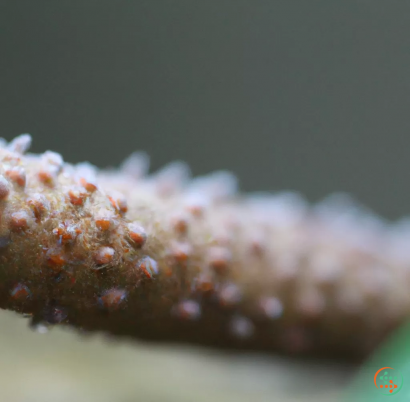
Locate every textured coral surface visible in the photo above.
<box><xmin>0</xmin><ymin>134</ymin><xmax>407</xmax><ymax>357</ymax></box>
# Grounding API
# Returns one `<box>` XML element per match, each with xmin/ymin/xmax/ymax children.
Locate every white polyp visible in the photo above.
<box><xmin>314</xmin><ymin>193</ymin><xmax>387</xmax><ymax>246</ymax></box>
<box><xmin>186</xmin><ymin>170</ymin><xmax>238</xmax><ymax>202</ymax></box>
<box><xmin>151</xmin><ymin>161</ymin><xmax>191</xmax><ymax>195</ymax></box>
<box><xmin>386</xmin><ymin>218</ymin><xmax>410</xmax><ymax>263</ymax></box>
<box><xmin>0</xmin><ymin>175</ymin><xmax>10</xmax><ymax>199</ymax></box>
<box><xmin>120</xmin><ymin>151</ymin><xmax>150</xmax><ymax>179</ymax></box>
<box><xmin>41</xmin><ymin>150</ymin><xmax>64</xmax><ymax>170</ymax></box>
<box><xmin>8</xmin><ymin>134</ymin><xmax>32</xmax><ymax>154</ymax></box>
<box><xmin>75</xmin><ymin>162</ymin><xmax>98</xmax><ymax>182</ymax></box>
<box><xmin>183</xmin><ymin>191</ymin><xmax>210</xmax><ymax>212</ymax></box>
<box><xmin>245</xmin><ymin>192</ymin><xmax>308</xmax><ymax>228</ymax></box>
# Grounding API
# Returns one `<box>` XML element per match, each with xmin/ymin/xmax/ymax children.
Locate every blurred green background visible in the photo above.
<box><xmin>0</xmin><ymin>1</ymin><xmax>409</xmax><ymax>401</ymax></box>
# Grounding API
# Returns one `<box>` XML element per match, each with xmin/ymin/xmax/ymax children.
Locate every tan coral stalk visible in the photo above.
<box><xmin>0</xmin><ymin>134</ymin><xmax>407</xmax><ymax>358</ymax></box>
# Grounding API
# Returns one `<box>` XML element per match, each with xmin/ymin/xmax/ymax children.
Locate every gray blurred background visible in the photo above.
<box><xmin>0</xmin><ymin>2</ymin><xmax>407</xmax><ymax>401</ymax></box>
<box><xmin>1</xmin><ymin>0</ymin><xmax>409</xmax><ymax>219</ymax></box>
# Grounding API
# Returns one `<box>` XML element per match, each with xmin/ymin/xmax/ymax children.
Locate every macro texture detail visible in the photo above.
<box><xmin>0</xmin><ymin>134</ymin><xmax>407</xmax><ymax>358</ymax></box>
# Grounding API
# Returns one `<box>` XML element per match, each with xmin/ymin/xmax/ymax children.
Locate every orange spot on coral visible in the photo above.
<box><xmin>108</xmin><ymin>194</ymin><xmax>128</xmax><ymax>214</ymax></box>
<box><xmin>68</xmin><ymin>187</ymin><xmax>88</xmax><ymax>206</ymax></box>
<box><xmin>99</xmin><ymin>288</ymin><xmax>127</xmax><ymax>310</ymax></box>
<box><xmin>94</xmin><ymin>246</ymin><xmax>115</xmax><ymax>265</ymax></box>
<box><xmin>186</xmin><ymin>204</ymin><xmax>203</xmax><ymax>218</ymax></box>
<box><xmin>79</xmin><ymin>177</ymin><xmax>97</xmax><ymax>192</ymax></box>
<box><xmin>95</xmin><ymin>217</ymin><xmax>111</xmax><ymax>231</ymax></box>
<box><xmin>127</xmin><ymin>223</ymin><xmax>147</xmax><ymax>248</ymax></box>
<box><xmin>137</xmin><ymin>256</ymin><xmax>158</xmax><ymax>279</ymax></box>
<box><xmin>27</xmin><ymin>194</ymin><xmax>50</xmax><ymax>219</ymax></box>
<box><xmin>37</xmin><ymin>169</ymin><xmax>55</xmax><ymax>187</ymax></box>
<box><xmin>10</xmin><ymin>283</ymin><xmax>30</xmax><ymax>300</ymax></box>
<box><xmin>10</xmin><ymin>211</ymin><xmax>30</xmax><ymax>231</ymax></box>
<box><xmin>52</xmin><ymin>221</ymin><xmax>80</xmax><ymax>244</ymax></box>
<box><xmin>116</xmin><ymin>197</ymin><xmax>128</xmax><ymax>214</ymax></box>
<box><xmin>164</xmin><ymin>265</ymin><xmax>173</xmax><ymax>277</ymax></box>
<box><xmin>195</xmin><ymin>273</ymin><xmax>214</xmax><ymax>292</ymax></box>
<box><xmin>170</xmin><ymin>242</ymin><xmax>192</xmax><ymax>264</ymax></box>
<box><xmin>46</xmin><ymin>249</ymin><xmax>66</xmax><ymax>270</ymax></box>
<box><xmin>208</xmin><ymin>246</ymin><xmax>232</xmax><ymax>275</ymax></box>
<box><xmin>171</xmin><ymin>215</ymin><xmax>189</xmax><ymax>235</ymax></box>
<box><xmin>5</xmin><ymin>167</ymin><xmax>26</xmax><ymax>188</ymax></box>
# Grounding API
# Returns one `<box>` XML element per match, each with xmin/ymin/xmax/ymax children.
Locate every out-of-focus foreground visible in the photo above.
<box><xmin>0</xmin><ymin>311</ymin><xmax>352</xmax><ymax>402</ymax></box>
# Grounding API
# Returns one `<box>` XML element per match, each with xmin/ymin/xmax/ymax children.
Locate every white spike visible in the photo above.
<box><xmin>187</xmin><ymin>171</ymin><xmax>238</xmax><ymax>202</ymax></box>
<box><xmin>8</xmin><ymin>134</ymin><xmax>32</xmax><ymax>154</ymax></box>
<box><xmin>152</xmin><ymin>161</ymin><xmax>191</xmax><ymax>196</ymax></box>
<box><xmin>120</xmin><ymin>151</ymin><xmax>150</xmax><ymax>179</ymax></box>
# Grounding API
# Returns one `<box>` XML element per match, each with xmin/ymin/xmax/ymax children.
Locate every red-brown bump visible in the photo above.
<box><xmin>5</xmin><ymin>166</ymin><xmax>26</xmax><ymax>188</ymax></box>
<box><xmin>170</xmin><ymin>242</ymin><xmax>192</xmax><ymax>264</ymax></box>
<box><xmin>10</xmin><ymin>210</ymin><xmax>31</xmax><ymax>231</ymax></box>
<box><xmin>108</xmin><ymin>193</ymin><xmax>128</xmax><ymax>214</ymax></box>
<box><xmin>95</xmin><ymin>217</ymin><xmax>111</xmax><ymax>231</ymax></box>
<box><xmin>99</xmin><ymin>288</ymin><xmax>127</xmax><ymax>311</ymax></box>
<box><xmin>137</xmin><ymin>256</ymin><xmax>159</xmax><ymax>279</ymax></box>
<box><xmin>79</xmin><ymin>177</ymin><xmax>98</xmax><ymax>192</ymax></box>
<box><xmin>218</xmin><ymin>283</ymin><xmax>242</xmax><ymax>307</ymax></box>
<box><xmin>117</xmin><ymin>198</ymin><xmax>128</xmax><ymax>214</ymax></box>
<box><xmin>37</xmin><ymin>168</ymin><xmax>56</xmax><ymax>187</ymax></box>
<box><xmin>171</xmin><ymin>214</ymin><xmax>189</xmax><ymax>235</ymax></box>
<box><xmin>53</xmin><ymin>221</ymin><xmax>81</xmax><ymax>245</ymax></box>
<box><xmin>67</xmin><ymin>187</ymin><xmax>88</xmax><ymax>206</ymax></box>
<box><xmin>208</xmin><ymin>246</ymin><xmax>232</xmax><ymax>275</ymax></box>
<box><xmin>10</xmin><ymin>283</ymin><xmax>31</xmax><ymax>300</ymax></box>
<box><xmin>194</xmin><ymin>273</ymin><xmax>214</xmax><ymax>293</ymax></box>
<box><xmin>172</xmin><ymin>300</ymin><xmax>201</xmax><ymax>320</ymax></box>
<box><xmin>127</xmin><ymin>222</ymin><xmax>147</xmax><ymax>248</ymax></box>
<box><xmin>27</xmin><ymin>194</ymin><xmax>50</xmax><ymax>219</ymax></box>
<box><xmin>46</xmin><ymin>248</ymin><xmax>66</xmax><ymax>270</ymax></box>
<box><xmin>0</xmin><ymin>175</ymin><xmax>10</xmax><ymax>200</ymax></box>
<box><xmin>186</xmin><ymin>204</ymin><xmax>204</xmax><ymax>218</ymax></box>
<box><xmin>95</xmin><ymin>210</ymin><xmax>117</xmax><ymax>231</ymax></box>
<box><xmin>94</xmin><ymin>246</ymin><xmax>115</xmax><ymax>266</ymax></box>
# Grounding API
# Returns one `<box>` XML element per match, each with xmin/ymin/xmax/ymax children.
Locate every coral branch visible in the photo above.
<box><xmin>0</xmin><ymin>134</ymin><xmax>406</xmax><ymax>358</ymax></box>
